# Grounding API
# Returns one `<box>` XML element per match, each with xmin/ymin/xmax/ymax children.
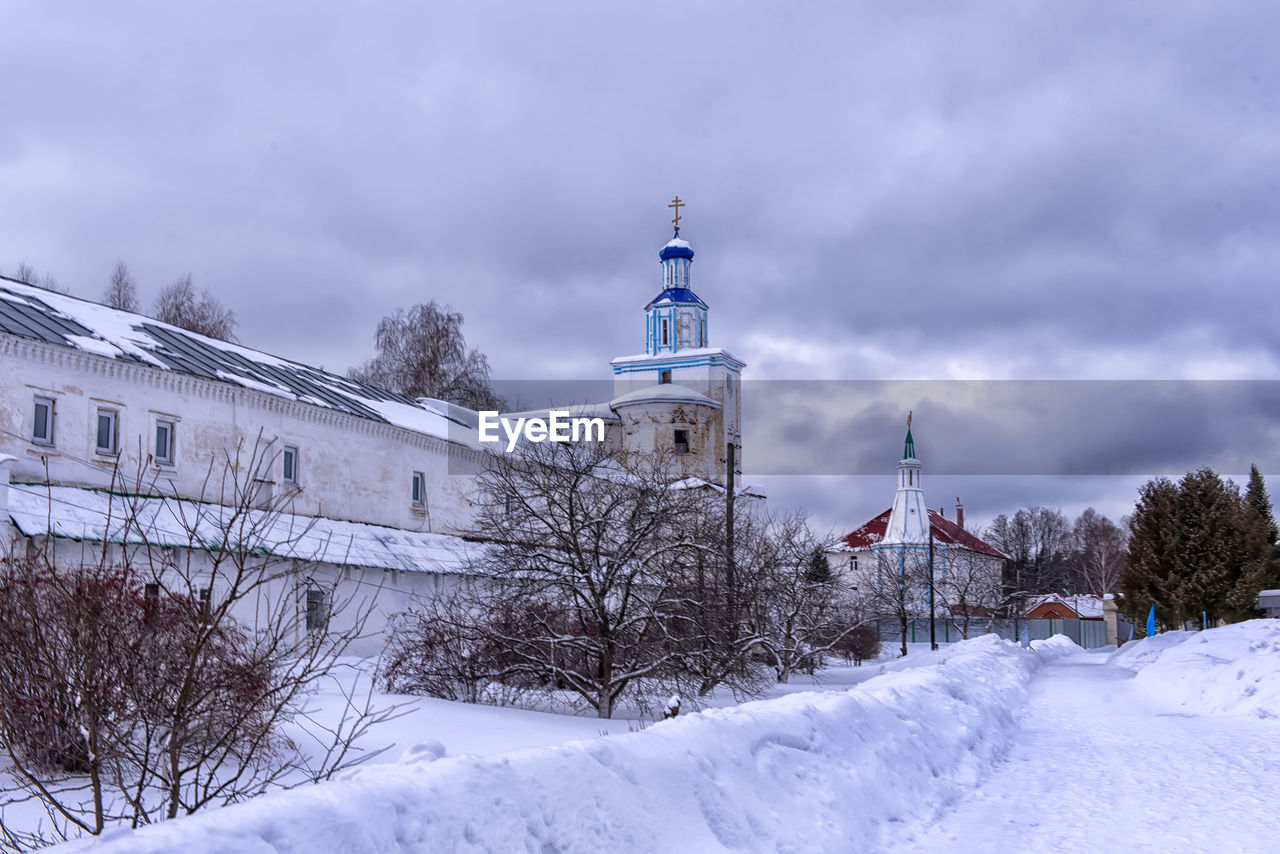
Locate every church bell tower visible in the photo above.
<box><xmin>609</xmin><ymin>198</ymin><xmax>746</xmax><ymax>483</ymax></box>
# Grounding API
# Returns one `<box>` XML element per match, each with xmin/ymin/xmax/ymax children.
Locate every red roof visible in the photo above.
<box><xmin>840</xmin><ymin>509</ymin><xmax>1007</xmax><ymax>559</ymax></box>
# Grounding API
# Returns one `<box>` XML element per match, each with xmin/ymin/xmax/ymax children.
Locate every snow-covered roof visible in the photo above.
<box><xmin>659</xmin><ymin>234</ymin><xmax>694</xmax><ymax>261</ymax></box>
<box><xmin>0</xmin><ymin>277</ymin><xmax>473</xmax><ymax>443</ymax></box>
<box><xmin>610</xmin><ymin>346</ymin><xmax>745</xmax><ymax>366</ymax></box>
<box><xmin>7</xmin><ymin>483</ymin><xmax>472</xmax><ymax>575</ymax></box>
<box><xmin>669</xmin><ymin>478</ymin><xmax>766</xmax><ymax>498</ymax></box>
<box><xmin>838</xmin><ymin>508</ymin><xmax>1007</xmax><ymax>559</ymax></box>
<box><xmin>609</xmin><ymin>385</ymin><xmax>721</xmax><ymax>409</ymax></box>
<box><xmin>501</xmin><ymin>401</ymin><xmax>622</xmax><ymax>424</ymax></box>
<box><xmin>1024</xmin><ymin>593</ymin><xmax>1105</xmax><ymax>619</ymax></box>
<box><xmin>644</xmin><ymin>287</ymin><xmax>708</xmax><ymax>310</ymax></box>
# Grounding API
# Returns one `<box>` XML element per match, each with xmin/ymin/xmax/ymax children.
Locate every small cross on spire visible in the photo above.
<box><xmin>668</xmin><ymin>195</ymin><xmax>684</xmax><ymax>231</ymax></box>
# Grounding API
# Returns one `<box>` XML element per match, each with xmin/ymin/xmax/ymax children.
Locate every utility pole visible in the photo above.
<box><xmin>928</xmin><ymin>524</ymin><xmax>937</xmax><ymax>651</ymax></box>
<box><xmin>725</xmin><ymin>442</ymin><xmax>736</xmax><ymax>634</ymax></box>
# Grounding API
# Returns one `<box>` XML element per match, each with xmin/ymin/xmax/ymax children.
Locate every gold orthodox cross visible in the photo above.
<box><xmin>668</xmin><ymin>196</ymin><xmax>684</xmax><ymax>230</ymax></box>
<box><xmin>907</xmin><ymin>410</ymin><xmax>913</xmax><ymax>429</ymax></box>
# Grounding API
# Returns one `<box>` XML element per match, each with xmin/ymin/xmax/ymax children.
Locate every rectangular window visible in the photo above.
<box><xmin>661</xmin><ymin>318</ymin><xmax>669</xmax><ymax>346</ymax></box>
<box><xmin>660</xmin><ymin>370</ymin><xmax>671</xmax><ymax>385</ymax></box>
<box><xmin>505</xmin><ymin>494</ymin><xmax>516</xmax><ymax>515</ymax></box>
<box><xmin>95</xmin><ymin>408</ymin><xmax>118</xmax><ymax>454</ymax></box>
<box><xmin>283</xmin><ymin>445</ymin><xmax>298</xmax><ymax>484</ymax></box>
<box><xmin>412</xmin><ymin>471</ymin><xmax>425</xmax><ymax>507</ymax></box>
<box><xmin>674</xmin><ymin>429</ymin><xmax>689</xmax><ymax>454</ymax></box>
<box><xmin>32</xmin><ymin>396</ymin><xmax>54</xmax><ymax>445</ymax></box>
<box><xmin>305</xmin><ymin>588</ymin><xmax>327</xmax><ymax>632</ymax></box>
<box><xmin>154</xmin><ymin>419</ymin><xmax>175</xmax><ymax>465</ymax></box>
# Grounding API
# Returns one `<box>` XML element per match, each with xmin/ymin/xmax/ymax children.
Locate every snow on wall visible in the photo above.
<box><xmin>1107</xmin><ymin>619</ymin><xmax>1280</xmax><ymax>719</ymax></box>
<box><xmin>70</xmin><ymin>635</ymin><xmax>1077</xmax><ymax>854</ymax></box>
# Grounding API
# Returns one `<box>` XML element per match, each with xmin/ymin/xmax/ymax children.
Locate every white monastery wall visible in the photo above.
<box><xmin>1</xmin><ymin>334</ymin><xmax>481</xmax><ymax>535</ymax></box>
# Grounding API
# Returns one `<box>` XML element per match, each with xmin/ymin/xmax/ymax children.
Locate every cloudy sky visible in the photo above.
<box><xmin>4</xmin><ymin>1</ymin><xmax>1279</xmax><ymax>533</ymax></box>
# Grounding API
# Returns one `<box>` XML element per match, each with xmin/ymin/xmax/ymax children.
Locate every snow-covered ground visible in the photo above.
<box><xmin>64</xmin><ymin>635</ymin><xmax>1073</xmax><ymax>852</ymax></box>
<box><xmin>1107</xmin><ymin>619</ymin><xmax>1280</xmax><ymax>718</ymax></box>
<box><xmin>43</xmin><ymin>623</ymin><xmax>1280</xmax><ymax>852</ymax></box>
<box><xmin>891</xmin><ymin>620</ymin><xmax>1280</xmax><ymax>852</ymax></box>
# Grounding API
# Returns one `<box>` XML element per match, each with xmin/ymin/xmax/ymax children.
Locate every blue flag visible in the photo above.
<box><xmin>1146</xmin><ymin>605</ymin><xmax>1156</xmax><ymax>638</ymax></box>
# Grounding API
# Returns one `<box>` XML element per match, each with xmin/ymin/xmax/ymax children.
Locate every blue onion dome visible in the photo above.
<box><xmin>659</xmin><ymin>232</ymin><xmax>695</xmax><ymax>261</ymax></box>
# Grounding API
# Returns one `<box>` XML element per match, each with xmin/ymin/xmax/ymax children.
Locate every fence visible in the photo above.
<box><xmin>878</xmin><ymin>617</ymin><xmax>1110</xmax><ymax>650</ymax></box>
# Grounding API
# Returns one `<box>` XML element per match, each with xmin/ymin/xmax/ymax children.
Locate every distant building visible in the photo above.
<box><xmin>1021</xmin><ymin>593</ymin><xmax>1105</xmax><ymax>621</ymax></box>
<box><xmin>829</xmin><ymin>418</ymin><xmax>1006</xmax><ymax>632</ymax></box>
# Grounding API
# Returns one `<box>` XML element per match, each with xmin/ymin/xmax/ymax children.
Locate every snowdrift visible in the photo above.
<box><xmin>70</xmin><ymin>635</ymin><xmax>1076</xmax><ymax>854</ymax></box>
<box><xmin>1107</xmin><ymin>619</ymin><xmax>1280</xmax><ymax>719</ymax></box>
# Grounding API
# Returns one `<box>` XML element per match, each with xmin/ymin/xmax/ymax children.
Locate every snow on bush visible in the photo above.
<box><xmin>1107</xmin><ymin>619</ymin><xmax>1280</xmax><ymax>719</ymax></box>
<box><xmin>71</xmin><ymin>635</ymin><xmax>1072</xmax><ymax>854</ymax></box>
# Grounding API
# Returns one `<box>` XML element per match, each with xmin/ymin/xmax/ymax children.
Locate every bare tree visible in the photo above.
<box><xmin>752</xmin><ymin>520</ymin><xmax>873</xmax><ymax>682</ymax></box>
<box><xmin>151</xmin><ymin>274</ymin><xmax>237</xmax><ymax>341</ymax></box>
<box><xmin>661</xmin><ymin>490</ymin><xmax>770</xmax><ymax>700</ymax></box>
<box><xmin>349</xmin><ymin>302</ymin><xmax>501</xmax><ymax>409</ymax></box>
<box><xmin>9</xmin><ymin>263</ymin><xmax>68</xmax><ymax>294</ymax></box>
<box><xmin>381</xmin><ymin>441</ymin><xmax>770</xmax><ymax>718</ymax></box>
<box><xmin>927</xmin><ymin>532</ymin><xmax>1006</xmax><ymax>639</ymax></box>
<box><xmin>11</xmin><ymin>262</ymin><xmax>37</xmax><ymax>284</ymax></box>
<box><xmin>0</xmin><ymin>438</ymin><xmax>395</xmax><ymax>849</ymax></box>
<box><xmin>102</xmin><ymin>261</ymin><xmax>139</xmax><ymax>312</ymax></box>
<box><xmin>867</xmin><ymin>546</ymin><xmax>930</xmax><ymax>656</ymax></box>
<box><xmin>1068</xmin><ymin>508</ymin><xmax>1127</xmax><ymax>597</ymax></box>
<box><xmin>987</xmin><ymin>506</ymin><xmax>1072</xmax><ymax>594</ymax></box>
<box><xmin>470</xmin><ymin>440</ymin><xmax>711</xmax><ymax>718</ymax></box>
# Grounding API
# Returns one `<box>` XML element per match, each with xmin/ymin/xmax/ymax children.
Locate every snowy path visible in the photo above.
<box><xmin>889</xmin><ymin>650</ymin><xmax>1280</xmax><ymax>853</ymax></box>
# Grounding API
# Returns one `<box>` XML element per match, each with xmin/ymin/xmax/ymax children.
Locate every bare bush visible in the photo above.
<box><xmin>831</xmin><ymin>624</ymin><xmax>881</xmax><ymax>665</ymax></box>
<box><xmin>378</xmin><ymin>592</ymin><xmax>533</xmax><ymax>706</ymax></box>
<box><xmin>0</xmin><ymin>437</ymin><xmax>394</xmax><ymax>849</ymax></box>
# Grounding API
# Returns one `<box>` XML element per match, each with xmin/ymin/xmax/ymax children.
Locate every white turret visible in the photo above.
<box><xmin>880</xmin><ymin>414</ymin><xmax>930</xmax><ymax>545</ymax></box>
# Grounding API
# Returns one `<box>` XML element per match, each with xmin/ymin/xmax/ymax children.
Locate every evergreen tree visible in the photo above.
<box><xmin>804</xmin><ymin>547</ymin><xmax>832</xmax><ymax>584</ymax></box>
<box><xmin>1123</xmin><ymin>469</ymin><xmax>1270</xmax><ymax>628</ymax></box>
<box><xmin>1245</xmin><ymin>464</ymin><xmax>1280</xmax><ymax>588</ymax></box>
<box><xmin>1122</xmin><ymin>476</ymin><xmax>1185</xmax><ymax>627</ymax></box>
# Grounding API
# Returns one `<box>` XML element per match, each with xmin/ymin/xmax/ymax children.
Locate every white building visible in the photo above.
<box><xmin>0</xmin><ymin>212</ymin><xmax>749</xmax><ymax>652</ymax></box>
<box><xmin>829</xmin><ymin>418</ymin><xmax>1006</xmax><ymax>624</ymax></box>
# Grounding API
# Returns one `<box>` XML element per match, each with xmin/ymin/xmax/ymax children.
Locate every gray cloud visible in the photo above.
<box><xmin>4</xmin><ymin>1</ymin><xmax>1279</xmax><ymax>526</ymax></box>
